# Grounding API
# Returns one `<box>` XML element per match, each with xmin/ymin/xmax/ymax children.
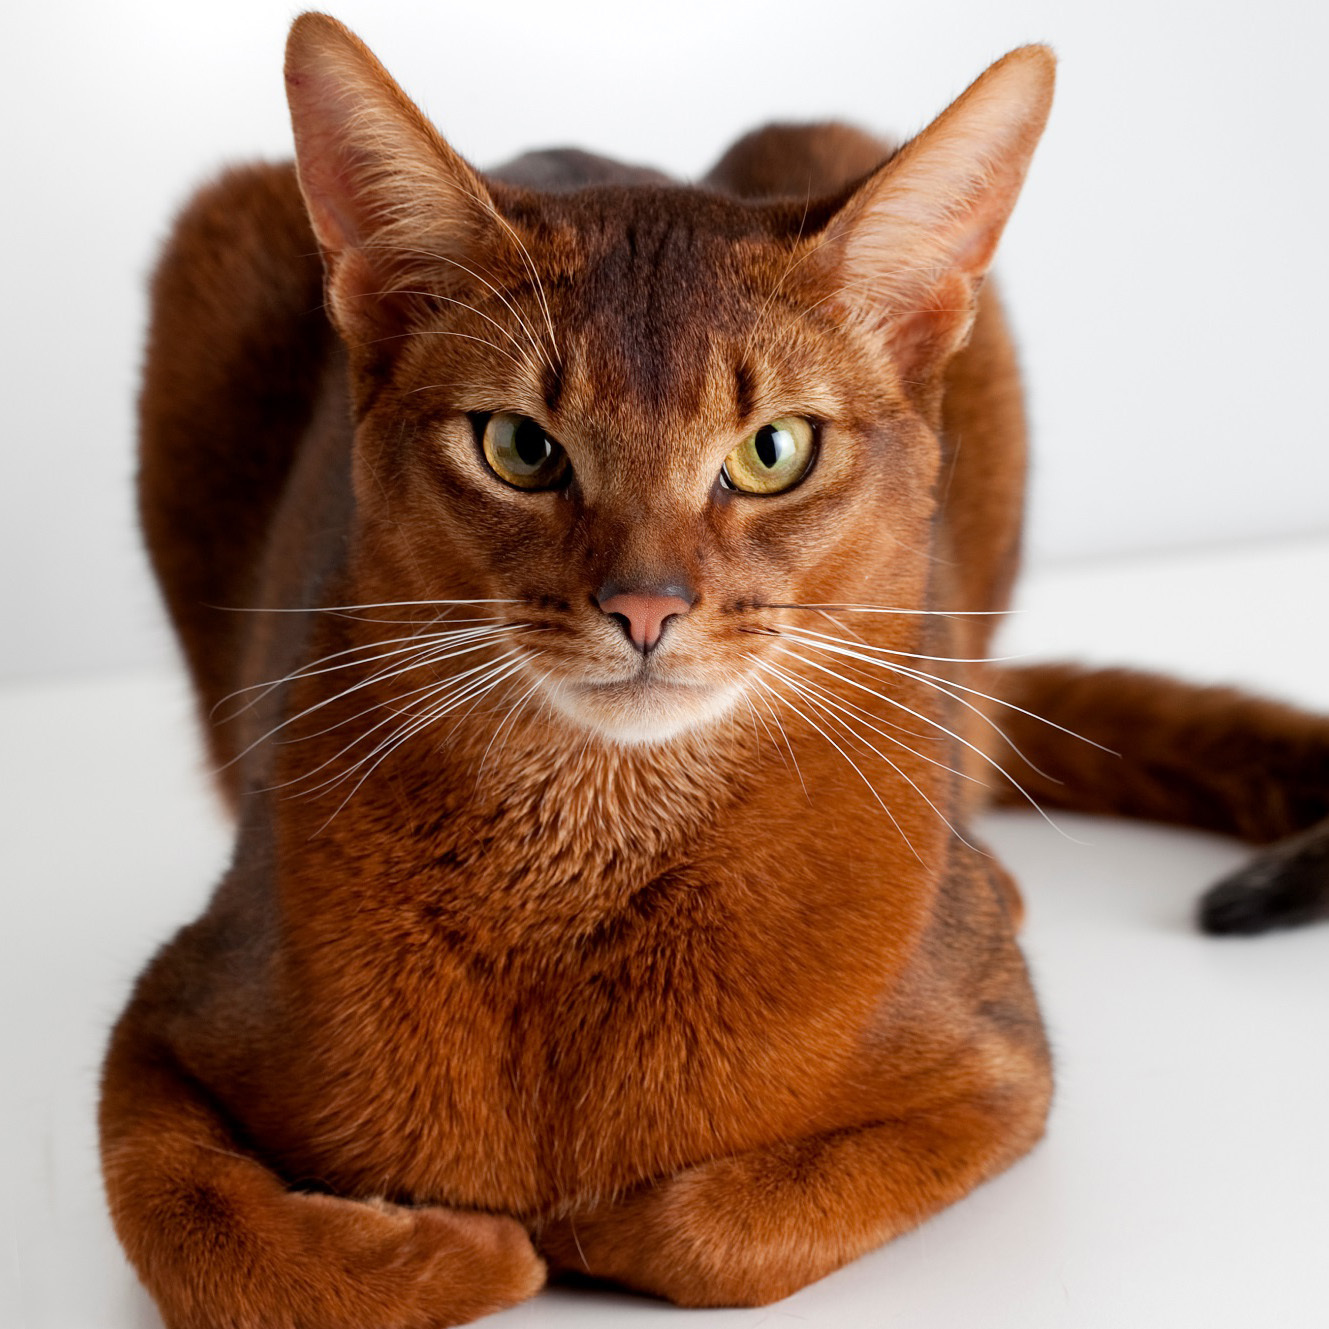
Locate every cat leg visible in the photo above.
<box><xmin>1199</xmin><ymin>814</ymin><xmax>1329</xmax><ymax>934</ymax></box>
<box><xmin>100</xmin><ymin>1022</ymin><xmax>544</xmax><ymax>1329</ymax></box>
<box><xmin>538</xmin><ymin>1070</ymin><xmax>1049</xmax><ymax>1308</ymax></box>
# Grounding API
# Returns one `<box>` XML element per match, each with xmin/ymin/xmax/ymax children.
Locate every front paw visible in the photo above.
<box><xmin>290</xmin><ymin>1193</ymin><xmax>546</xmax><ymax>1326</ymax></box>
<box><xmin>538</xmin><ymin>1162</ymin><xmax>805</xmax><ymax>1309</ymax></box>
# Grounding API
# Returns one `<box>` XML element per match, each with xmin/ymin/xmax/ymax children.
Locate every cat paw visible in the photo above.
<box><xmin>1199</xmin><ymin>821</ymin><xmax>1329</xmax><ymax>935</ymax></box>
<box><xmin>287</xmin><ymin>1192</ymin><xmax>546</xmax><ymax>1327</ymax></box>
<box><xmin>538</xmin><ymin>1162</ymin><xmax>803</xmax><ymax>1308</ymax></box>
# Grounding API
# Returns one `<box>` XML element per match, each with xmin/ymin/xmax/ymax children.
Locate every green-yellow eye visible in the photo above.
<box><xmin>721</xmin><ymin>416</ymin><xmax>816</xmax><ymax>495</ymax></box>
<box><xmin>481</xmin><ymin>412</ymin><xmax>571</xmax><ymax>490</ymax></box>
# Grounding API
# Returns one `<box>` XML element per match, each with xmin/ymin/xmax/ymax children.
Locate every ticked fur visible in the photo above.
<box><xmin>104</xmin><ymin>14</ymin><xmax>1329</xmax><ymax>1329</ymax></box>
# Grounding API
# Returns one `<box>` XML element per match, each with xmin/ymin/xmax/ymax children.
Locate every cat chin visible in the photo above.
<box><xmin>545</xmin><ymin>676</ymin><xmax>744</xmax><ymax>746</ymax></box>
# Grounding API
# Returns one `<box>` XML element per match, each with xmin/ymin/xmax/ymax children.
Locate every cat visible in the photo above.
<box><xmin>101</xmin><ymin>11</ymin><xmax>1329</xmax><ymax>1328</ymax></box>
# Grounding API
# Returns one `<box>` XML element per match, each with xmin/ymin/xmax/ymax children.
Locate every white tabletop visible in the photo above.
<box><xmin>4</xmin><ymin>537</ymin><xmax>1328</xmax><ymax>1328</ymax></box>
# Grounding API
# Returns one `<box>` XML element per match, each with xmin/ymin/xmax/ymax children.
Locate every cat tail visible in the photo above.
<box><xmin>989</xmin><ymin>662</ymin><xmax>1329</xmax><ymax>935</ymax></box>
<box><xmin>99</xmin><ymin>973</ymin><xmax>544</xmax><ymax>1328</ymax></box>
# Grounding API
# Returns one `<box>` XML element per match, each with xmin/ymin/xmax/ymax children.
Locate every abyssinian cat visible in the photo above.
<box><xmin>101</xmin><ymin>12</ymin><xmax>1329</xmax><ymax>1327</ymax></box>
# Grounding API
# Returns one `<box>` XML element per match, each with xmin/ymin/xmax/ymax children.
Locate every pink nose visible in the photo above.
<box><xmin>597</xmin><ymin>590</ymin><xmax>694</xmax><ymax>652</ymax></box>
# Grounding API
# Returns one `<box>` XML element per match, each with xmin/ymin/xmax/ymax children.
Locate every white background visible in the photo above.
<box><xmin>2</xmin><ymin>0</ymin><xmax>1327</xmax><ymax>681</ymax></box>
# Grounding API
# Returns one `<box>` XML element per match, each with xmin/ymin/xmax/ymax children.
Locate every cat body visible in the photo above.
<box><xmin>101</xmin><ymin>14</ymin><xmax>1329</xmax><ymax>1327</ymax></box>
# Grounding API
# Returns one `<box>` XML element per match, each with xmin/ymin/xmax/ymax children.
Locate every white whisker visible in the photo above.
<box><xmin>771</xmin><ymin>645</ymin><xmax>1086</xmax><ymax>842</ymax></box>
<box><xmin>454</xmin><ymin>186</ymin><xmax>562</xmax><ymax>363</ymax></box>
<box><xmin>371</xmin><ymin>326</ymin><xmax>527</xmax><ymax>370</ymax></box>
<box><xmin>475</xmin><ymin>669</ymin><xmax>549</xmax><ymax>783</ymax></box>
<box><xmin>278</xmin><ymin>633</ymin><xmax>540</xmax><ymax>753</ymax></box>
<box><xmin>225</xmin><ymin>628</ymin><xmax>526</xmax><ymax>773</ymax></box>
<box><xmin>757</xmin><ymin>659</ymin><xmax>979</xmax><ymax>854</ymax></box>
<box><xmin>305</xmin><ymin>655</ymin><xmax>529</xmax><ymax>833</ymax></box>
<box><xmin>769</xmin><ymin>602</ymin><xmax>1013</xmax><ymax>617</ymax></box>
<box><xmin>762</xmin><ymin>659</ymin><xmax>981</xmax><ymax>787</ymax></box>
<box><xmin>774</xmin><ymin>629</ymin><xmax>1115</xmax><ymax>761</ymax></box>
<box><xmin>753</xmin><ymin>661</ymin><xmax>920</xmax><ymax>863</ymax></box>
<box><xmin>773</xmin><ymin>623</ymin><xmax>1015</xmax><ymax>665</ymax></box>
<box><xmin>213</xmin><ymin>620</ymin><xmax>516</xmax><ymax>720</ymax></box>
<box><xmin>751</xmin><ymin>683</ymin><xmax>810</xmax><ymax>801</ymax></box>
<box><xmin>216</xmin><ymin>598</ymin><xmax>521</xmax><ymax>613</ymax></box>
<box><xmin>372</xmin><ymin>242</ymin><xmax>553</xmax><ymax>374</ymax></box>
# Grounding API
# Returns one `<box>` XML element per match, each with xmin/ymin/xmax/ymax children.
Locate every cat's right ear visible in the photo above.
<box><xmin>284</xmin><ymin>13</ymin><xmax>498</xmax><ymax>345</ymax></box>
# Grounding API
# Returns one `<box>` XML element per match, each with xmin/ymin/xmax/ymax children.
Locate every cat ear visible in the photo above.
<box><xmin>818</xmin><ymin>46</ymin><xmax>1055</xmax><ymax>401</ymax></box>
<box><xmin>284</xmin><ymin>13</ymin><xmax>500</xmax><ymax>343</ymax></box>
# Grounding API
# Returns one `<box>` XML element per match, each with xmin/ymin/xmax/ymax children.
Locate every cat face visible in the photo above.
<box><xmin>344</xmin><ymin>187</ymin><xmax>940</xmax><ymax>743</ymax></box>
<box><xmin>286</xmin><ymin>16</ymin><xmax>1052</xmax><ymax>743</ymax></box>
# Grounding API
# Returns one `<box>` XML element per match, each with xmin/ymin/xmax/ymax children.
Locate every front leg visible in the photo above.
<box><xmin>101</xmin><ymin>1011</ymin><xmax>545</xmax><ymax>1329</ymax></box>
<box><xmin>539</xmin><ymin>1073</ymin><xmax>1050</xmax><ymax>1308</ymax></box>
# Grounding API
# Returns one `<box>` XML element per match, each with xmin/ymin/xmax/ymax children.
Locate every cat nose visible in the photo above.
<box><xmin>596</xmin><ymin>585</ymin><xmax>695</xmax><ymax>653</ymax></box>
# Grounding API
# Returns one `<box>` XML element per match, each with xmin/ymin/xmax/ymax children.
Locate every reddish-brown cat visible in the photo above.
<box><xmin>102</xmin><ymin>13</ymin><xmax>1329</xmax><ymax>1328</ymax></box>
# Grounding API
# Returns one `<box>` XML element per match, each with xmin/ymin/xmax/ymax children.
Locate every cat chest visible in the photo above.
<box><xmin>290</xmin><ymin>870</ymin><xmax>900</xmax><ymax>1211</ymax></box>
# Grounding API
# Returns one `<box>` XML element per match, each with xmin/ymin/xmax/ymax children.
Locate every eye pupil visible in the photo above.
<box><xmin>720</xmin><ymin>416</ymin><xmax>815</xmax><ymax>495</ymax></box>
<box><xmin>514</xmin><ymin>419</ymin><xmax>550</xmax><ymax>467</ymax></box>
<box><xmin>480</xmin><ymin>411</ymin><xmax>570</xmax><ymax>490</ymax></box>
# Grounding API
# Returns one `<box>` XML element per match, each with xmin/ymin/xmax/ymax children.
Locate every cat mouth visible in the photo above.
<box><xmin>576</xmin><ymin>675</ymin><xmax>714</xmax><ymax>698</ymax></box>
<box><xmin>547</xmin><ymin>671</ymin><xmax>741</xmax><ymax>743</ymax></box>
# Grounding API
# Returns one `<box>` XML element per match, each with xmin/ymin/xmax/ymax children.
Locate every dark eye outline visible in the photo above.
<box><xmin>471</xmin><ymin>412</ymin><xmax>573</xmax><ymax>492</ymax></box>
<box><xmin>718</xmin><ymin>417</ymin><xmax>820</xmax><ymax>496</ymax></box>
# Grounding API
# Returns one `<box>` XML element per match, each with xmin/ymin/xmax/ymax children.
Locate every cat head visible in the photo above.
<box><xmin>284</xmin><ymin>14</ymin><xmax>1053</xmax><ymax>744</ymax></box>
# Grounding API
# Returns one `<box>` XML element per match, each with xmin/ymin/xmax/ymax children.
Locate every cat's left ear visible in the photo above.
<box><xmin>284</xmin><ymin>13</ymin><xmax>506</xmax><ymax>346</ymax></box>
<box><xmin>817</xmin><ymin>46</ymin><xmax>1055</xmax><ymax>403</ymax></box>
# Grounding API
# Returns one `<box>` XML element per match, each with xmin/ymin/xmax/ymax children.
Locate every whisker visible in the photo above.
<box><xmin>474</xmin><ymin>668</ymin><xmax>549</xmax><ymax>784</ymax></box>
<box><xmin>361</xmin><ymin>241</ymin><xmax>553</xmax><ymax>372</ymax></box>
<box><xmin>778</xmin><ymin>631</ymin><xmax>1116</xmax><ymax>760</ymax></box>
<box><xmin>393</xmin><ymin>329</ymin><xmax>528</xmax><ymax>369</ymax></box>
<box><xmin>750</xmin><ymin>683</ymin><xmax>810</xmax><ymax>801</ymax></box>
<box><xmin>740</xmin><ymin>192</ymin><xmax>816</xmax><ymax>362</ymax></box>
<box><xmin>766</xmin><ymin>602</ymin><xmax>1012</xmax><ymax>617</ymax></box>
<box><xmin>767</xmin><ymin>623</ymin><xmax>1016</xmax><ymax>665</ymax></box>
<box><xmin>817</xmin><ymin>607</ymin><xmax>866</xmax><ymax>644</ymax></box>
<box><xmin>375</xmin><ymin>287</ymin><xmax>541</xmax><ymax>366</ymax></box>
<box><xmin>752</xmin><ymin>660</ymin><xmax>920</xmax><ymax>863</ymax></box>
<box><xmin>267</xmin><ymin>650</ymin><xmax>526</xmax><ymax>795</ymax></box>
<box><xmin>771</xmin><ymin>645</ymin><xmax>1086</xmax><ymax>842</ymax></box>
<box><xmin>790</xmin><ymin>642</ymin><xmax>1054</xmax><ymax>777</ymax></box>
<box><xmin>278</xmin><ymin>632</ymin><xmax>542</xmax><ymax>751</ymax></box>
<box><xmin>757</xmin><ymin>659</ymin><xmax>980</xmax><ymax>854</ymax></box>
<box><xmin>212</xmin><ymin>620</ymin><xmax>515</xmax><ymax>720</ymax></box>
<box><xmin>224</xmin><ymin>629</ymin><xmax>526</xmax><ymax>773</ymax></box>
<box><xmin>454</xmin><ymin>186</ymin><xmax>562</xmax><ymax>363</ymax></box>
<box><xmin>883</xmin><ymin>660</ymin><xmax>1119</xmax><ymax>759</ymax></box>
<box><xmin>213</xmin><ymin>598</ymin><xmax>521</xmax><ymax>613</ymax></box>
<box><xmin>740</xmin><ymin>693</ymin><xmax>789</xmax><ymax>779</ymax></box>
<box><xmin>761</xmin><ymin>659</ymin><xmax>981</xmax><ymax>786</ymax></box>
<box><xmin>303</xmin><ymin>654</ymin><xmax>529</xmax><ymax>825</ymax></box>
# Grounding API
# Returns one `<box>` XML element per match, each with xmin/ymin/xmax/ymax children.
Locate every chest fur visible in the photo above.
<box><xmin>254</xmin><ymin>816</ymin><xmax>928</xmax><ymax>1214</ymax></box>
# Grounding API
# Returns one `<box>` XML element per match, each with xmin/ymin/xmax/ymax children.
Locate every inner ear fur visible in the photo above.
<box><xmin>812</xmin><ymin>46</ymin><xmax>1055</xmax><ymax>401</ymax></box>
<box><xmin>284</xmin><ymin>11</ymin><xmax>513</xmax><ymax>344</ymax></box>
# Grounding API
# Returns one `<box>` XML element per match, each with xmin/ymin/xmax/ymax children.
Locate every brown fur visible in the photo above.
<box><xmin>102</xmin><ymin>14</ymin><xmax>1329</xmax><ymax>1328</ymax></box>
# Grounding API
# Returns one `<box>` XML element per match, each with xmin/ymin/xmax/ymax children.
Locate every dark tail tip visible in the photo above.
<box><xmin>1197</xmin><ymin>824</ymin><xmax>1329</xmax><ymax>936</ymax></box>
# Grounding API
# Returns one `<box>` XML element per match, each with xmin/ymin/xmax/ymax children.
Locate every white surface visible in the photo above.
<box><xmin>3</xmin><ymin>0</ymin><xmax>1329</xmax><ymax>679</ymax></box>
<box><xmin>3</xmin><ymin>539</ymin><xmax>1328</xmax><ymax>1328</ymax></box>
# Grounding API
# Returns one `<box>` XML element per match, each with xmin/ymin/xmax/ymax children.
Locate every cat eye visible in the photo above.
<box><xmin>480</xmin><ymin>412</ymin><xmax>571</xmax><ymax>490</ymax></box>
<box><xmin>720</xmin><ymin>417</ymin><xmax>816</xmax><ymax>495</ymax></box>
